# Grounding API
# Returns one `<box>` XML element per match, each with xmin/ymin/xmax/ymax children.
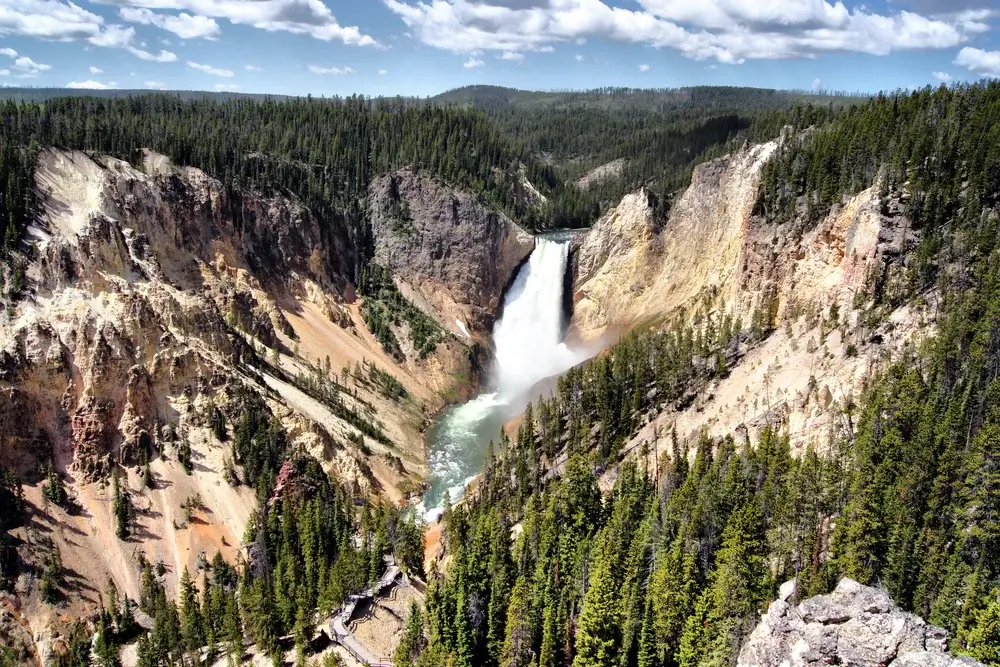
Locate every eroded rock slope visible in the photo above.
<box><xmin>0</xmin><ymin>149</ymin><xmax>516</xmax><ymax>656</ymax></box>
<box><xmin>572</xmin><ymin>141</ymin><xmax>925</xmax><ymax>458</ymax></box>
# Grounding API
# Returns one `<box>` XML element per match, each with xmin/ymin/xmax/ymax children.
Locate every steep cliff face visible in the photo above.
<box><xmin>739</xmin><ymin>579</ymin><xmax>982</xmax><ymax>667</ymax></box>
<box><xmin>572</xmin><ymin>141</ymin><xmax>778</xmax><ymax>341</ymax></box>
<box><xmin>370</xmin><ymin>170</ymin><xmax>535</xmax><ymax>339</ymax></box>
<box><xmin>573</xmin><ymin>141</ymin><xmax>923</xmax><ymax>460</ymax></box>
<box><xmin>0</xmin><ymin>150</ymin><xmax>500</xmax><ymax>654</ymax></box>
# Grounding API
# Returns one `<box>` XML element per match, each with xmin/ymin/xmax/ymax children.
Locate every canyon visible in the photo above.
<box><xmin>1</xmin><ymin>135</ymin><xmax>933</xmax><ymax>663</ymax></box>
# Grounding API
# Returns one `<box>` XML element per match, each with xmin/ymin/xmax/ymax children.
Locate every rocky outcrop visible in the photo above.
<box><xmin>369</xmin><ymin>170</ymin><xmax>535</xmax><ymax>337</ymax></box>
<box><xmin>576</xmin><ymin>158</ymin><xmax>626</xmax><ymax>191</ymax></box>
<box><xmin>571</xmin><ymin>141</ymin><xmax>778</xmax><ymax>342</ymax></box>
<box><xmin>2</xmin><ymin>148</ymin><xmax>351</xmax><ymax>478</ymax></box>
<box><xmin>739</xmin><ymin>579</ymin><xmax>982</xmax><ymax>667</ymax></box>
<box><xmin>575</xmin><ymin>140</ymin><xmax>924</xmax><ymax>459</ymax></box>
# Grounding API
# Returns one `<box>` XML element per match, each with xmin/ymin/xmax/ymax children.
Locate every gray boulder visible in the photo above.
<box><xmin>738</xmin><ymin>579</ymin><xmax>983</xmax><ymax>667</ymax></box>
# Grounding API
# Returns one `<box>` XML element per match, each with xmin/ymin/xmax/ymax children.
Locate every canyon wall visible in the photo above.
<box><xmin>571</xmin><ymin>141</ymin><xmax>924</xmax><ymax>460</ymax></box>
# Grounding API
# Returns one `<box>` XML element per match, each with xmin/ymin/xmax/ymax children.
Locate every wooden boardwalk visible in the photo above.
<box><xmin>329</xmin><ymin>558</ymin><xmax>401</xmax><ymax>667</ymax></box>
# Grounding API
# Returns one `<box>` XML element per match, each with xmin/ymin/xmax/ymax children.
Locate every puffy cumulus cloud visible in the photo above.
<box><xmin>188</xmin><ymin>61</ymin><xmax>234</xmax><ymax>76</ymax></box>
<box><xmin>89</xmin><ymin>65</ymin><xmax>103</xmax><ymax>73</ymax></box>
<box><xmin>67</xmin><ymin>79</ymin><xmax>115</xmax><ymax>88</ymax></box>
<box><xmin>954</xmin><ymin>47</ymin><xmax>1000</xmax><ymax>78</ymax></box>
<box><xmin>0</xmin><ymin>0</ymin><xmax>107</xmax><ymax>42</ymax></box>
<box><xmin>0</xmin><ymin>1</ymin><xmax>180</xmax><ymax>62</ymax></box>
<box><xmin>463</xmin><ymin>56</ymin><xmax>485</xmax><ymax>68</ymax></box>
<box><xmin>384</xmin><ymin>0</ymin><xmax>989</xmax><ymax>64</ymax></box>
<box><xmin>500</xmin><ymin>50</ymin><xmax>524</xmax><ymax>61</ymax></box>
<box><xmin>378</xmin><ymin>68</ymin><xmax>387</xmax><ymax>74</ymax></box>
<box><xmin>932</xmin><ymin>70</ymin><xmax>952</xmax><ymax>81</ymax></box>
<box><xmin>638</xmin><ymin>63</ymin><xmax>650</xmax><ymax>71</ymax></box>
<box><xmin>119</xmin><ymin>6</ymin><xmax>220</xmax><ymax>39</ymax></box>
<box><xmin>0</xmin><ymin>47</ymin><xmax>51</xmax><ymax>77</ymax></box>
<box><xmin>245</xmin><ymin>64</ymin><xmax>262</xmax><ymax>71</ymax></box>
<box><xmin>97</xmin><ymin>0</ymin><xmax>379</xmax><ymax>46</ymax></box>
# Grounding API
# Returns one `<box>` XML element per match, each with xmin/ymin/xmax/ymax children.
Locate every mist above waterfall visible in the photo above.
<box><xmin>422</xmin><ymin>236</ymin><xmax>587</xmax><ymax>518</ymax></box>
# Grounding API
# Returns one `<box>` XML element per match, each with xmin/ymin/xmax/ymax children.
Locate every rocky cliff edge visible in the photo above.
<box><xmin>369</xmin><ymin>170</ymin><xmax>535</xmax><ymax>340</ymax></box>
<box><xmin>740</xmin><ymin>579</ymin><xmax>983</xmax><ymax>667</ymax></box>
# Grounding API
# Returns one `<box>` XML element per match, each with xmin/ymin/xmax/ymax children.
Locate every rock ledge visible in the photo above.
<box><xmin>738</xmin><ymin>579</ymin><xmax>983</xmax><ymax>667</ymax></box>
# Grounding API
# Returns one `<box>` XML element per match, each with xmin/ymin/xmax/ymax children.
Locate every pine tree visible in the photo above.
<box><xmin>180</xmin><ymin>567</ymin><xmax>204</xmax><ymax>653</ymax></box>
<box><xmin>573</xmin><ymin>543</ymin><xmax>622</xmax><ymax>667</ymax></box>
<box><xmin>42</xmin><ymin>463</ymin><xmax>68</xmax><ymax>508</ymax></box>
<box><xmin>964</xmin><ymin>590</ymin><xmax>1000</xmax><ymax>665</ymax></box>
<box><xmin>395</xmin><ymin>601</ymin><xmax>425</xmax><ymax>667</ymax></box>
<box><xmin>500</xmin><ymin>576</ymin><xmax>535</xmax><ymax>667</ymax></box>
<box><xmin>112</xmin><ymin>468</ymin><xmax>133</xmax><ymax>539</ymax></box>
<box><xmin>637</xmin><ymin>590</ymin><xmax>659</xmax><ymax>667</ymax></box>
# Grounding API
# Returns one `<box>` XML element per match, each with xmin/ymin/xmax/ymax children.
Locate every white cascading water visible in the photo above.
<box><xmin>421</xmin><ymin>237</ymin><xmax>585</xmax><ymax>519</ymax></box>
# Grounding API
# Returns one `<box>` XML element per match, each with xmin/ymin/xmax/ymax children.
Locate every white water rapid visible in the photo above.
<box><xmin>421</xmin><ymin>236</ymin><xmax>585</xmax><ymax>519</ymax></box>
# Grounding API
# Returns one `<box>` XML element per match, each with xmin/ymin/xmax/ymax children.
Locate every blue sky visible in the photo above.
<box><xmin>2</xmin><ymin>0</ymin><xmax>999</xmax><ymax>97</ymax></box>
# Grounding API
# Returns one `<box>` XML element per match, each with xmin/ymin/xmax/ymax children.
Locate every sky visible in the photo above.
<box><xmin>1</xmin><ymin>0</ymin><xmax>999</xmax><ymax>97</ymax></box>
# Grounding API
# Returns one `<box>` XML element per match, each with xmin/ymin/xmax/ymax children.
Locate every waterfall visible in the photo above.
<box><xmin>421</xmin><ymin>236</ymin><xmax>584</xmax><ymax>519</ymax></box>
<box><xmin>493</xmin><ymin>238</ymin><xmax>578</xmax><ymax>400</ymax></box>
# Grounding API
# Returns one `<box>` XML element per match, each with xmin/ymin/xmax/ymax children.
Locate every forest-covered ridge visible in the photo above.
<box><xmin>428</xmin><ymin>85</ymin><xmax>867</xmax><ymax>211</ymax></box>
<box><xmin>429</xmin><ymin>84</ymin><xmax>864</xmax><ymax>112</ymax></box>
<box><xmin>0</xmin><ymin>82</ymin><xmax>867</xmax><ymax>301</ymax></box>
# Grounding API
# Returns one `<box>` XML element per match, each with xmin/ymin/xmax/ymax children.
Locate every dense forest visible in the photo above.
<box><xmin>432</xmin><ymin>85</ymin><xmax>858</xmax><ymax>211</ymax></box>
<box><xmin>0</xmin><ymin>92</ymin><xmax>598</xmax><ymax>293</ymax></box>
<box><xmin>404</xmin><ymin>81</ymin><xmax>1000</xmax><ymax>667</ymax></box>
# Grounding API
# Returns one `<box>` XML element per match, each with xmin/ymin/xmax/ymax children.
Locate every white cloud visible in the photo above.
<box><xmin>811</xmin><ymin>77</ymin><xmax>822</xmax><ymax>91</ymax></box>
<box><xmin>0</xmin><ymin>0</ymin><xmax>182</xmax><ymax>63</ymax></box>
<box><xmin>384</xmin><ymin>0</ymin><xmax>987</xmax><ymax>64</ymax></box>
<box><xmin>463</xmin><ymin>56</ymin><xmax>484</xmax><ymax>68</ymax></box>
<box><xmin>0</xmin><ymin>49</ymin><xmax>51</xmax><ymax>77</ymax></box>
<box><xmin>95</xmin><ymin>0</ymin><xmax>379</xmax><ymax>46</ymax></box>
<box><xmin>66</xmin><ymin>79</ymin><xmax>115</xmax><ymax>89</ymax></box>
<box><xmin>932</xmin><ymin>70</ymin><xmax>952</xmax><ymax>81</ymax></box>
<box><xmin>378</xmin><ymin>68</ymin><xmax>387</xmax><ymax>74</ymax></box>
<box><xmin>0</xmin><ymin>0</ymin><xmax>107</xmax><ymax>42</ymax></box>
<box><xmin>119</xmin><ymin>6</ymin><xmax>220</xmax><ymax>39</ymax></box>
<box><xmin>129</xmin><ymin>45</ymin><xmax>177</xmax><ymax>61</ymax></box>
<box><xmin>575</xmin><ymin>53</ymin><xmax>584</xmax><ymax>61</ymax></box>
<box><xmin>213</xmin><ymin>82</ymin><xmax>239</xmax><ymax>91</ymax></box>
<box><xmin>638</xmin><ymin>63</ymin><xmax>650</xmax><ymax>72</ymax></box>
<box><xmin>500</xmin><ymin>51</ymin><xmax>524</xmax><ymax>62</ymax></box>
<box><xmin>244</xmin><ymin>64</ymin><xmax>262</xmax><ymax>71</ymax></box>
<box><xmin>144</xmin><ymin>79</ymin><xmax>165</xmax><ymax>88</ymax></box>
<box><xmin>308</xmin><ymin>64</ymin><xmax>356</xmax><ymax>75</ymax></box>
<box><xmin>188</xmin><ymin>61</ymin><xmax>234</xmax><ymax>76</ymax></box>
<box><xmin>89</xmin><ymin>65</ymin><xmax>103</xmax><ymax>73</ymax></box>
<box><xmin>954</xmin><ymin>47</ymin><xmax>1000</xmax><ymax>77</ymax></box>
